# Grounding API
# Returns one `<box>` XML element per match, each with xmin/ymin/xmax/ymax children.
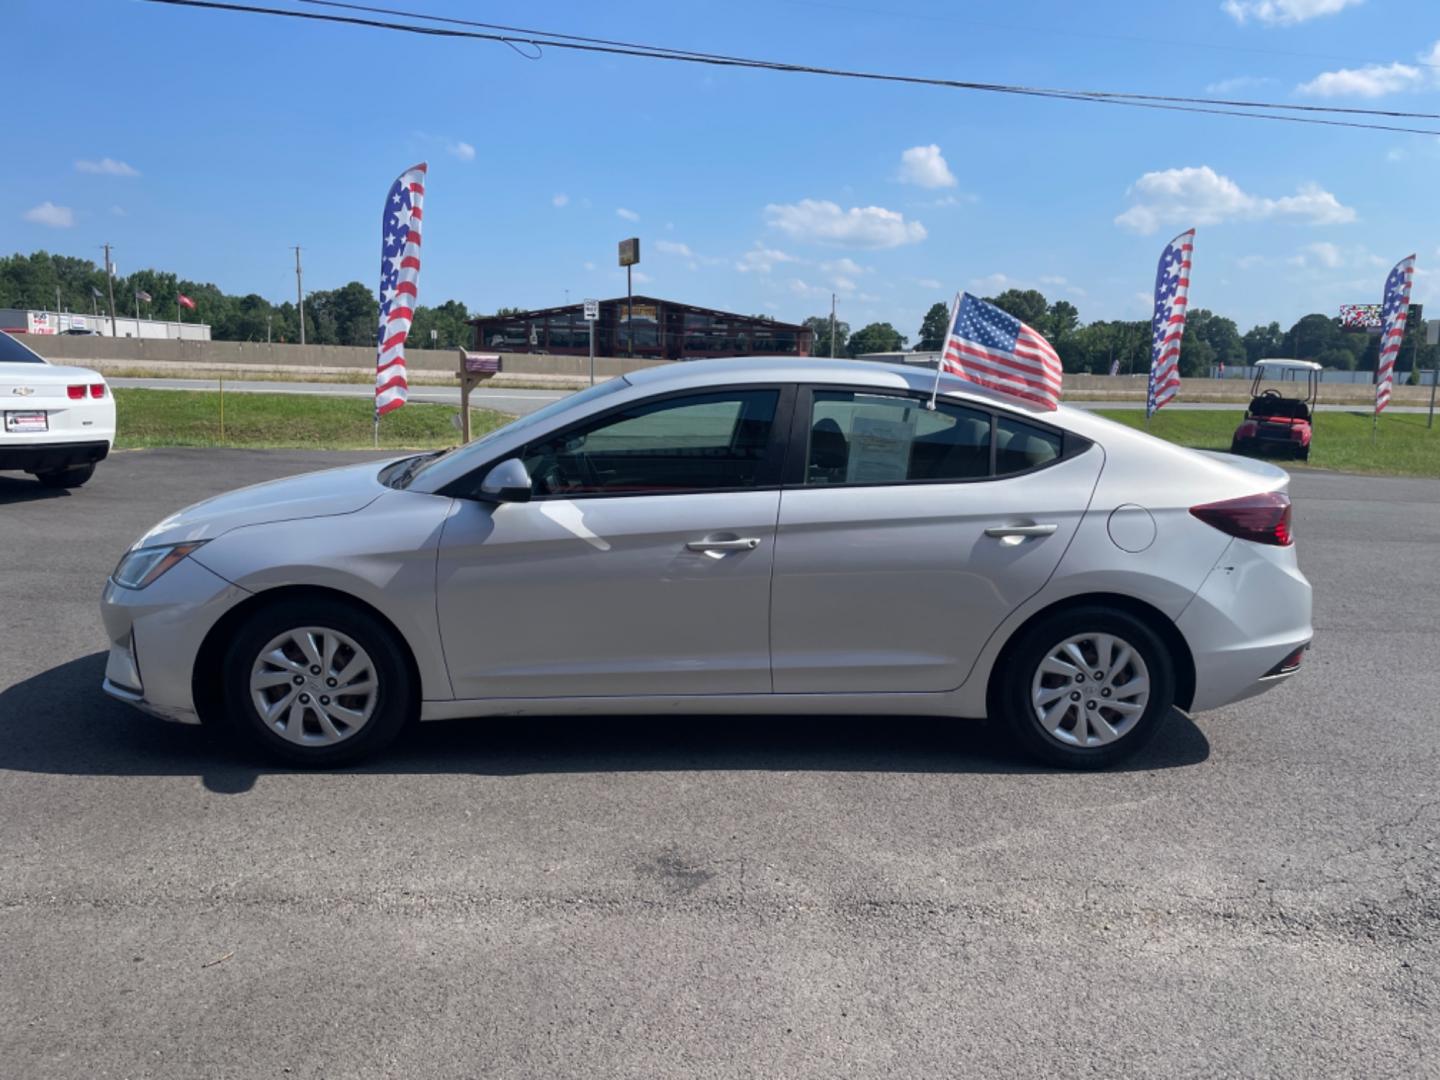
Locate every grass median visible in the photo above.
<box><xmin>1096</xmin><ymin>407</ymin><xmax>1440</xmax><ymax>478</ymax></box>
<box><xmin>113</xmin><ymin>388</ymin><xmax>513</xmax><ymax>451</ymax></box>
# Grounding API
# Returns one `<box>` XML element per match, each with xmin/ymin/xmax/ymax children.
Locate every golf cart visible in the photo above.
<box><xmin>1230</xmin><ymin>358</ymin><xmax>1321</xmax><ymax>461</ymax></box>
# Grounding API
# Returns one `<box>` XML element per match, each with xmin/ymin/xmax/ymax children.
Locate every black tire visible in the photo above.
<box><xmin>994</xmin><ymin>606</ymin><xmax>1176</xmax><ymax>770</ymax></box>
<box><xmin>220</xmin><ymin>596</ymin><xmax>415</xmax><ymax>766</ymax></box>
<box><xmin>1297</xmin><ymin>446</ymin><xmax>1310</xmax><ymax>462</ymax></box>
<box><xmin>35</xmin><ymin>463</ymin><xmax>95</xmax><ymax>488</ymax></box>
<box><xmin>1229</xmin><ymin>439</ymin><xmax>1243</xmax><ymax>455</ymax></box>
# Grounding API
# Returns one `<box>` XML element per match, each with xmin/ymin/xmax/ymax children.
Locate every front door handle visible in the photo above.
<box><xmin>984</xmin><ymin>523</ymin><xmax>1059</xmax><ymax>544</ymax></box>
<box><xmin>686</xmin><ymin>537</ymin><xmax>762</xmax><ymax>552</ymax></box>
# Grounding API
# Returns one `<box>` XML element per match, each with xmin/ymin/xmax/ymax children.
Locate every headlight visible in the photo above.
<box><xmin>111</xmin><ymin>541</ymin><xmax>207</xmax><ymax>590</ymax></box>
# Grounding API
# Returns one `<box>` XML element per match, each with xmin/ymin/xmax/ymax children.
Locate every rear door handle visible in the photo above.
<box><xmin>686</xmin><ymin>537</ymin><xmax>762</xmax><ymax>552</ymax></box>
<box><xmin>984</xmin><ymin>523</ymin><xmax>1059</xmax><ymax>543</ymax></box>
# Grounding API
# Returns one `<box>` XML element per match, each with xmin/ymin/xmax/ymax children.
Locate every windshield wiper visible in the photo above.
<box><xmin>390</xmin><ymin>449</ymin><xmax>446</xmax><ymax>490</ymax></box>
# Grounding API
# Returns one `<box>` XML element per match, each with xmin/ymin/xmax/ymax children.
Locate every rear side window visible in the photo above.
<box><xmin>523</xmin><ymin>389</ymin><xmax>780</xmax><ymax>496</ymax></box>
<box><xmin>806</xmin><ymin>391</ymin><xmax>992</xmax><ymax>486</ymax></box>
<box><xmin>995</xmin><ymin>415</ymin><xmax>1062</xmax><ymax>475</ymax></box>
<box><xmin>0</xmin><ymin>331</ymin><xmax>47</xmax><ymax>364</ymax></box>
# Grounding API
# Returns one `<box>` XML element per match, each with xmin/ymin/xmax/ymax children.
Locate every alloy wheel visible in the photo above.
<box><xmin>248</xmin><ymin>626</ymin><xmax>379</xmax><ymax>747</ymax></box>
<box><xmin>1030</xmin><ymin>632</ymin><xmax>1151</xmax><ymax>748</ymax></box>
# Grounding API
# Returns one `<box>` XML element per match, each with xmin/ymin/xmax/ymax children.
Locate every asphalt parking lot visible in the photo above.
<box><xmin>2</xmin><ymin>449</ymin><xmax>1437</xmax><ymax>1079</ymax></box>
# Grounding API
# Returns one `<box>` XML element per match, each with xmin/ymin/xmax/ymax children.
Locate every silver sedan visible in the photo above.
<box><xmin>100</xmin><ymin>358</ymin><xmax>1312</xmax><ymax>768</ymax></box>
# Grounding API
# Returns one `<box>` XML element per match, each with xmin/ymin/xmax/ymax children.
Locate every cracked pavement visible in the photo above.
<box><xmin>1</xmin><ymin>450</ymin><xmax>1436</xmax><ymax>1078</ymax></box>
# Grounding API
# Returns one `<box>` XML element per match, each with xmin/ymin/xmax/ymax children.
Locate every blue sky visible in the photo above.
<box><xmin>7</xmin><ymin>0</ymin><xmax>1438</xmax><ymax>338</ymax></box>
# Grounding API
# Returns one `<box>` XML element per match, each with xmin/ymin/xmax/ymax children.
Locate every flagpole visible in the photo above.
<box><xmin>929</xmin><ymin>292</ymin><xmax>962</xmax><ymax>410</ymax></box>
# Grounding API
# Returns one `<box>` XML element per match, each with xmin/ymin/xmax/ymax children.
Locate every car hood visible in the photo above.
<box><xmin>134</xmin><ymin>458</ymin><xmax>402</xmax><ymax>548</ymax></box>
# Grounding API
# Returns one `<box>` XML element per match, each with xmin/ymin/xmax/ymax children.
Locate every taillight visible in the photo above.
<box><xmin>90</xmin><ymin>383</ymin><xmax>106</xmax><ymax>398</ymax></box>
<box><xmin>1190</xmin><ymin>491</ymin><xmax>1293</xmax><ymax>546</ymax></box>
<box><xmin>67</xmin><ymin>385</ymin><xmax>85</xmax><ymax>400</ymax></box>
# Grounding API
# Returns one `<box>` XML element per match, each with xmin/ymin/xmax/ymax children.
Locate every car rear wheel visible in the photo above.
<box><xmin>35</xmin><ymin>463</ymin><xmax>95</xmax><ymax>488</ymax></box>
<box><xmin>997</xmin><ymin>607</ymin><xmax>1175</xmax><ymax>769</ymax></box>
<box><xmin>221</xmin><ymin>598</ymin><xmax>414</xmax><ymax>766</ymax></box>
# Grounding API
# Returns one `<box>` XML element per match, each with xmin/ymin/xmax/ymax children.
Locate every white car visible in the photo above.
<box><xmin>0</xmin><ymin>330</ymin><xmax>115</xmax><ymax>488</ymax></box>
<box><xmin>101</xmin><ymin>358</ymin><xmax>1312</xmax><ymax>769</ymax></box>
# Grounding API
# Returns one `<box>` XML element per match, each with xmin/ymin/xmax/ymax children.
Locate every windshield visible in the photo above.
<box><xmin>404</xmin><ymin>377</ymin><xmax>630</xmax><ymax>487</ymax></box>
<box><xmin>0</xmin><ymin>331</ymin><xmax>47</xmax><ymax>364</ymax></box>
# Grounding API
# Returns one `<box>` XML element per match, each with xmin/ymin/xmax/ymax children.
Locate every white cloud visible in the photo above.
<box><xmin>616</xmin><ymin>207</ymin><xmax>640</xmax><ymax>222</ymax></box>
<box><xmin>820</xmin><ymin>257</ymin><xmax>866</xmax><ymax>276</ymax></box>
<box><xmin>655</xmin><ymin>240</ymin><xmax>693</xmax><ymax>257</ymax></box>
<box><xmin>735</xmin><ymin>245</ymin><xmax>799</xmax><ymax>273</ymax></box>
<box><xmin>1204</xmin><ymin>75</ymin><xmax>1276</xmax><ymax>95</ymax></box>
<box><xmin>110</xmin><ymin>205</ymin><xmax>126</xmax><ymax>217</ymax></box>
<box><xmin>583</xmin><ymin>261</ymin><xmax>597</xmax><ymax>271</ymax></box>
<box><xmin>831</xmin><ymin>275</ymin><xmax>857</xmax><ymax>293</ymax></box>
<box><xmin>913</xmin><ymin>277</ymin><xmax>943</xmax><ymax>290</ymax></box>
<box><xmin>787</xmin><ymin>278</ymin><xmax>828</xmax><ymax>297</ymax></box>
<box><xmin>765</xmin><ymin>199</ymin><xmax>926</xmax><ymax>249</ymax></box>
<box><xmin>1114</xmin><ymin>165</ymin><xmax>1356</xmax><ymax>234</ymax></box>
<box><xmin>446</xmin><ymin>141</ymin><xmax>475</xmax><ymax>161</ymax></box>
<box><xmin>1301</xmin><ymin>241</ymin><xmax>1344</xmax><ymax>268</ymax></box>
<box><xmin>1039</xmin><ymin>274</ymin><xmax>1087</xmax><ymax>298</ymax></box>
<box><xmin>552</xmin><ymin>193</ymin><xmax>569</xmax><ymax>207</ymax></box>
<box><xmin>897</xmin><ymin>144</ymin><xmax>956</xmax><ymax>189</ymax></box>
<box><xmin>75</xmin><ymin>157</ymin><xmax>139</xmax><ymax>177</ymax></box>
<box><xmin>970</xmin><ymin>272</ymin><xmax>1016</xmax><ymax>292</ymax></box>
<box><xmin>22</xmin><ymin>201</ymin><xmax>75</xmax><ymax>228</ymax></box>
<box><xmin>1298</xmin><ymin>61</ymin><xmax>1425</xmax><ymax>97</ymax></box>
<box><xmin>922</xmin><ymin>193</ymin><xmax>978</xmax><ymax>208</ymax></box>
<box><xmin>1221</xmin><ymin>0</ymin><xmax>1363</xmax><ymax>26</ymax></box>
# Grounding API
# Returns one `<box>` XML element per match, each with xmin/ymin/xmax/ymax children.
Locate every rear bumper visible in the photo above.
<box><xmin>0</xmin><ymin>439</ymin><xmax>110</xmax><ymax>471</ymax></box>
<box><xmin>1176</xmin><ymin>537</ymin><xmax>1313</xmax><ymax>712</ymax></box>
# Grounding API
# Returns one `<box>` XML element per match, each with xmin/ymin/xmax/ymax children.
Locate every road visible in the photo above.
<box><xmin>2</xmin><ymin>451</ymin><xmax>1437</xmax><ymax>1079</ymax></box>
<box><xmin>109</xmin><ymin>376</ymin><xmax>1437</xmax><ymax>417</ymax></box>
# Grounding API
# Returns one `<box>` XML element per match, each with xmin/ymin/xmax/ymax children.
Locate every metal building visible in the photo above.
<box><xmin>469</xmin><ymin>296</ymin><xmax>812</xmax><ymax>360</ymax></box>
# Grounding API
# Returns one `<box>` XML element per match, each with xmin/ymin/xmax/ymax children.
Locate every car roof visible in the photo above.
<box><xmin>624</xmin><ymin>356</ymin><xmax>1061</xmax><ymax>415</ymax></box>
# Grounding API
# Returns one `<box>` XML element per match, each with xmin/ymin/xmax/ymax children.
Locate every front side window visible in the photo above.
<box><xmin>806</xmin><ymin>391</ymin><xmax>992</xmax><ymax>486</ymax></box>
<box><xmin>523</xmin><ymin>389</ymin><xmax>780</xmax><ymax>496</ymax></box>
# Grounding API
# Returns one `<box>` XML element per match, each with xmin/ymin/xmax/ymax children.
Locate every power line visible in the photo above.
<box><xmin>142</xmin><ymin>0</ymin><xmax>1440</xmax><ymax>135</ymax></box>
<box><xmin>292</xmin><ymin>0</ymin><xmax>1440</xmax><ymax>121</ymax></box>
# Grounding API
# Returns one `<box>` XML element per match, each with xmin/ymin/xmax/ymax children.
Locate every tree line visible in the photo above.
<box><xmin>5</xmin><ymin>250</ymin><xmax>1432</xmax><ymax>373</ymax></box>
<box><xmin>808</xmin><ymin>288</ymin><xmax>1435</xmax><ymax>376</ymax></box>
<box><xmin>0</xmin><ymin>250</ymin><xmax>475</xmax><ymax>349</ymax></box>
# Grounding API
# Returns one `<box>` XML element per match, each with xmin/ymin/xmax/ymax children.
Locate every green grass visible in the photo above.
<box><xmin>113</xmin><ymin>388</ymin><xmax>512</xmax><ymax>451</ymax></box>
<box><xmin>1096</xmin><ymin>407</ymin><xmax>1440</xmax><ymax>478</ymax></box>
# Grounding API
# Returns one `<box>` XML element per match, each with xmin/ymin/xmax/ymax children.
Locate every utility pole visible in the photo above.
<box><xmin>293</xmin><ymin>246</ymin><xmax>306</xmax><ymax>345</ymax></box>
<box><xmin>102</xmin><ymin>243</ymin><xmax>118</xmax><ymax>337</ymax></box>
<box><xmin>55</xmin><ymin>285</ymin><xmax>61</xmax><ymax>315</ymax></box>
<box><xmin>829</xmin><ymin>293</ymin><xmax>837</xmax><ymax>359</ymax></box>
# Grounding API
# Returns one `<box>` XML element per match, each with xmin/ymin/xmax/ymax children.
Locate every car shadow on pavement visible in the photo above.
<box><xmin>0</xmin><ymin>475</ymin><xmax>71</xmax><ymax>504</ymax></box>
<box><xmin>1</xmin><ymin>654</ymin><xmax>1211</xmax><ymax>794</ymax></box>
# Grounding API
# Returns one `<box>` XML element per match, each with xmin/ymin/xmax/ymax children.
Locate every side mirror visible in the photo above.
<box><xmin>477</xmin><ymin>458</ymin><xmax>533</xmax><ymax>504</ymax></box>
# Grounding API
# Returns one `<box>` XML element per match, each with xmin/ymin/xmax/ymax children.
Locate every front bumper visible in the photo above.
<box><xmin>1176</xmin><ymin>536</ymin><xmax>1313</xmax><ymax>712</ymax></box>
<box><xmin>0</xmin><ymin>438</ymin><xmax>111</xmax><ymax>471</ymax></box>
<box><xmin>100</xmin><ymin>556</ymin><xmax>250</xmax><ymax>724</ymax></box>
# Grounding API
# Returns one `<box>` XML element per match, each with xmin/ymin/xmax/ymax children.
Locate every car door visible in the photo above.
<box><xmin>435</xmin><ymin>386</ymin><xmax>792</xmax><ymax>700</ymax></box>
<box><xmin>769</xmin><ymin>387</ymin><xmax>1103</xmax><ymax>694</ymax></box>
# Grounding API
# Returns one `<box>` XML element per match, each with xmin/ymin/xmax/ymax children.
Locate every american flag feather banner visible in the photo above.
<box><xmin>375</xmin><ymin>162</ymin><xmax>427</xmax><ymax>417</ymax></box>
<box><xmin>1374</xmin><ymin>254</ymin><xmax>1415</xmax><ymax>415</ymax></box>
<box><xmin>1146</xmin><ymin>228</ymin><xmax>1195</xmax><ymax>417</ymax></box>
<box><xmin>940</xmin><ymin>292</ymin><xmax>1063</xmax><ymax>410</ymax></box>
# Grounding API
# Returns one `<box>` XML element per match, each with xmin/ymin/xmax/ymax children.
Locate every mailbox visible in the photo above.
<box><xmin>456</xmin><ymin>349</ymin><xmax>502</xmax><ymax>443</ymax></box>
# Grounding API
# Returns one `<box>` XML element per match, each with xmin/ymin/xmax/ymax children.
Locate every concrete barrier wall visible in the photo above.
<box><xmin>25</xmin><ymin>335</ymin><xmax>1435</xmax><ymax>404</ymax></box>
<box><xmin>29</xmin><ymin>335</ymin><xmax>670</xmax><ymax>379</ymax></box>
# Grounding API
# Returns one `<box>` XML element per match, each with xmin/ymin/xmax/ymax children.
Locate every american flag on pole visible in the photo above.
<box><xmin>940</xmin><ymin>292</ymin><xmax>1063</xmax><ymax>410</ymax></box>
<box><xmin>1146</xmin><ymin>228</ymin><xmax>1195</xmax><ymax>417</ymax></box>
<box><xmin>1374</xmin><ymin>254</ymin><xmax>1415</xmax><ymax>415</ymax></box>
<box><xmin>375</xmin><ymin>162</ymin><xmax>427</xmax><ymax>417</ymax></box>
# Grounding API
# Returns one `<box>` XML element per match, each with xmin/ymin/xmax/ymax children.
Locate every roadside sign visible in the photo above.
<box><xmin>583</xmin><ymin>299</ymin><xmax>599</xmax><ymax>321</ymax></box>
<box><xmin>618</xmin><ymin>237</ymin><xmax>640</xmax><ymax>267</ymax></box>
<box><xmin>1427</xmin><ymin>319</ymin><xmax>1439</xmax><ymax>346</ymax></box>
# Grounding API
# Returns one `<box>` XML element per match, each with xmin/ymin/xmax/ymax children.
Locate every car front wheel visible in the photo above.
<box><xmin>997</xmin><ymin>607</ymin><xmax>1175</xmax><ymax>769</ymax></box>
<box><xmin>221</xmin><ymin>598</ymin><xmax>414</xmax><ymax>766</ymax></box>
